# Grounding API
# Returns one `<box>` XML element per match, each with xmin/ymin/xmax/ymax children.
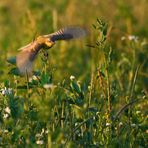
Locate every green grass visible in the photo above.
<box><xmin>0</xmin><ymin>0</ymin><xmax>148</xmax><ymax>147</ymax></box>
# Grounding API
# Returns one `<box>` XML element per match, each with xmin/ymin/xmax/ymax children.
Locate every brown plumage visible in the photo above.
<box><xmin>16</xmin><ymin>27</ymin><xmax>87</xmax><ymax>75</ymax></box>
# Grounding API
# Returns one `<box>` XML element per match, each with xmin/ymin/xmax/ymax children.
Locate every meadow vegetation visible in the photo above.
<box><xmin>0</xmin><ymin>0</ymin><xmax>147</xmax><ymax>147</ymax></box>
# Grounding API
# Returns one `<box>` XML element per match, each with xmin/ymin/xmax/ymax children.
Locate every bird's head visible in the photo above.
<box><xmin>36</xmin><ymin>36</ymin><xmax>55</xmax><ymax>49</ymax></box>
<box><xmin>44</xmin><ymin>38</ymin><xmax>55</xmax><ymax>49</ymax></box>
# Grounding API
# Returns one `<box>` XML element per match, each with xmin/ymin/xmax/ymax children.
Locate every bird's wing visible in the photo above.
<box><xmin>16</xmin><ymin>27</ymin><xmax>87</xmax><ymax>75</ymax></box>
<box><xmin>43</xmin><ymin>27</ymin><xmax>87</xmax><ymax>42</ymax></box>
<box><xmin>16</xmin><ymin>41</ymin><xmax>42</xmax><ymax>75</ymax></box>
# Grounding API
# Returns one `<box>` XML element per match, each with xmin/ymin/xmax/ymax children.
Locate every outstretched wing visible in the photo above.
<box><xmin>16</xmin><ymin>41</ymin><xmax>42</xmax><ymax>75</ymax></box>
<box><xmin>44</xmin><ymin>27</ymin><xmax>87</xmax><ymax>42</ymax></box>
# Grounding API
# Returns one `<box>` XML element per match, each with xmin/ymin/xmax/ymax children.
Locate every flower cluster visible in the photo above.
<box><xmin>3</xmin><ymin>107</ymin><xmax>11</xmax><ymax>119</ymax></box>
<box><xmin>121</xmin><ymin>35</ymin><xmax>138</xmax><ymax>42</ymax></box>
<box><xmin>1</xmin><ymin>87</ymin><xmax>13</xmax><ymax>96</ymax></box>
<box><xmin>35</xmin><ymin>128</ymin><xmax>48</xmax><ymax>145</ymax></box>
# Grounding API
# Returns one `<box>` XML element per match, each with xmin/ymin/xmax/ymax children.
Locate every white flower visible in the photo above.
<box><xmin>32</xmin><ymin>75</ymin><xmax>38</xmax><ymax>80</ymax></box>
<box><xmin>70</xmin><ymin>75</ymin><xmax>75</xmax><ymax>81</ymax></box>
<box><xmin>131</xmin><ymin>123</ymin><xmax>136</xmax><ymax>127</ymax></box>
<box><xmin>136</xmin><ymin>110</ymin><xmax>141</xmax><ymax>114</ymax></box>
<box><xmin>4</xmin><ymin>129</ymin><xmax>9</xmax><ymax>133</ymax></box>
<box><xmin>119</xmin><ymin>122</ymin><xmax>123</xmax><ymax>126</ymax></box>
<box><xmin>43</xmin><ymin>84</ymin><xmax>54</xmax><ymax>89</ymax></box>
<box><xmin>3</xmin><ymin>113</ymin><xmax>9</xmax><ymax>119</ymax></box>
<box><xmin>1</xmin><ymin>88</ymin><xmax>6</xmax><ymax>95</ymax></box>
<box><xmin>128</xmin><ymin>35</ymin><xmax>138</xmax><ymax>41</ymax></box>
<box><xmin>75</xmin><ymin>123</ymin><xmax>78</xmax><ymax>126</ymax></box>
<box><xmin>36</xmin><ymin>140</ymin><xmax>44</xmax><ymax>145</ymax></box>
<box><xmin>1</xmin><ymin>87</ymin><xmax>12</xmax><ymax>96</ymax></box>
<box><xmin>29</xmin><ymin>75</ymin><xmax>38</xmax><ymax>82</ymax></box>
<box><xmin>5</xmin><ymin>107</ymin><xmax>11</xmax><ymax>114</ymax></box>
<box><xmin>106</xmin><ymin>123</ymin><xmax>110</xmax><ymax>126</ymax></box>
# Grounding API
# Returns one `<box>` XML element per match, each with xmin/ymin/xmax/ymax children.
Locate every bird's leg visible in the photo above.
<box><xmin>40</xmin><ymin>48</ymin><xmax>50</xmax><ymax>75</ymax></box>
<box><xmin>44</xmin><ymin>49</ymin><xmax>48</xmax><ymax>60</ymax></box>
<box><xmin>41</xmin><ymin>48</ymin><xmax>49</xmax><ymax>62</ymax></box>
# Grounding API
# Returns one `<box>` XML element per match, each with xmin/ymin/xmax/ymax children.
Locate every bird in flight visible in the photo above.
<box><xmin>16</xmin><ymin>27</ymin><xmax>87</xmax><ymax>75</ymax></box>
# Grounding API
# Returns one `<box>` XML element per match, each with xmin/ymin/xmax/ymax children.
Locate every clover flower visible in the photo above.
<box><xmin>1</xmin><ymin>87</ymin><xmax>12</xmax><ymax>96</ymax></box>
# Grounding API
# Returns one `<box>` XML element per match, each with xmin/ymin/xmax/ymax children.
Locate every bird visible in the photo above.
<box><xmin>16</xmin><ymin>27</ymin><xmax>87</xmax><ymax>75</ymax></box>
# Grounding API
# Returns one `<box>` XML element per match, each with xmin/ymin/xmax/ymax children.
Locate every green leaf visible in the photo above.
<box><xmin>17</xmin><ymin>85</ymin><xmax>28</xmax><ymax>89</ymax></box>
<box><xmin>4</xmin><ymin>80</ymin><xmax>10</xmax><ymax>87</ymax></box>
<box><xmin>87</xmin><ymin>107</ymin><xmax>98</xmax><ymax>113</ymax></box>
<box><xmin>33</xmin><ymin>70</ymin><xmax>41</xmax><ymax>76</ymax></box>
<box><xmin>71</xmin><ymin>81</ymin><xmax>81</xmax><ymax>94</ymax></box>
<box><xmin>75</xmin><ymin>97</ymin><xmax>83</xmax><ymax>106</ymax></box>
<box><xmin>8</xmin><ymin>67</ymin><xmax>20</xmax><ymax>76</ymax></box>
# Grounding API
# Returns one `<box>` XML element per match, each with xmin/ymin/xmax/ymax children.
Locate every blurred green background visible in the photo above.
<box><xmin>0</xmin><ymin>0</ymin><xmax>147</xmax><ymax>83</ymax></box>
